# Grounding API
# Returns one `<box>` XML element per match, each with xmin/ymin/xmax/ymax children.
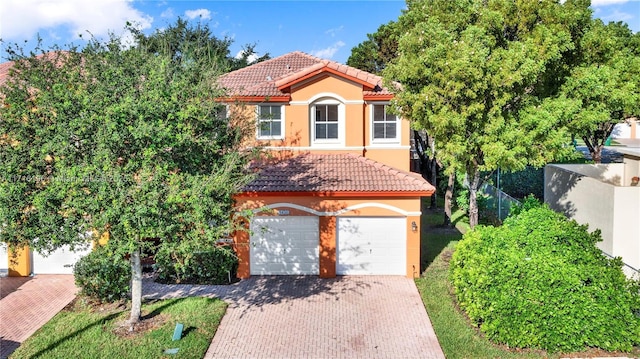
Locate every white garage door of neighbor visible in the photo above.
<box><xmin>32</xmin><ymin>243</ymin><xmax>92</xmax><ymax>274</ymax></box>
<box><xmin>250</xmin><ymin>216</ymin><xmax>319</xmax><ymax>275</ymax></box>
<box><xmin>0</xmin><ymin>243</ymin><xmax>8</xmax><ymax>275</ymax></box>
<box><xmin>337</xmin><ymin>217</ymin><xmax>406</xmax><ymax>275</ymax></box>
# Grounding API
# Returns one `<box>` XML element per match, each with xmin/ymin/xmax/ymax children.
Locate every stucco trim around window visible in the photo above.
<box><xmin>256</xmin><ymin>104</ymin><xmax>285</xmax><ymax>140</ymax></box>
<box><xmin>310</xmin><ymin>95</ymin><xmax>345</xmax><ymax>147</ymax></box>
<box><xmin>369</xmin><ymin>102</ymin><xmax>400</xmax><ymax>145</ymax></box>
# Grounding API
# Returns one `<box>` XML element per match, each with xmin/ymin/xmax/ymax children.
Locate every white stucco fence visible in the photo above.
<box><xmin>545</xmin><ymin>159</ymin><xmax>640</xmax><ymax>278</ymax></box>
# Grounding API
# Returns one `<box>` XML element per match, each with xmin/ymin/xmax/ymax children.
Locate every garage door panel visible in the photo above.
<box><xmin>32</xmin><ymin>243</ymin><xmax>92</xmax><ymax>275</ymax></box>
<box><xmin>337</xmin><ymin>217</ymin><xmax>406</xmax><ymax>275</ymax></box>
<box><xmin>250</xmin><ymin>216</ymin><xmax>319</xmax><ymax>275</ymax></box>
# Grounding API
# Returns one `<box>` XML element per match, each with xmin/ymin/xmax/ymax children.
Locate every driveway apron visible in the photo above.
<box><xmin>0</xmin><ymin>275</ymin><xmax>77</xmax><ymax>359</ymax></box>
<box><xmin>143</xmin><ymin>275</ymin><xmax>445</xmax><ymax>359</ymax></box>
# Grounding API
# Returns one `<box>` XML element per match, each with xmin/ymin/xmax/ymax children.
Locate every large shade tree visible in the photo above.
<box><xmin>559</xmin><ymin>20</ymin><xmax>640</xmax><ymax>163</ymax></box>
<box><xmin>348</xmin><ymin>21</ymin><xmax>448</xmax><ymax>219</ymax></box>
<box><xmin>0</xmin><ymin>34</ymin><xmax>255</xmax><ymax>324</ymax></box>
<box><xmin>384</xmin><ymin>0</ymin><xmax>588</xmax><ymax>227</ymax></box>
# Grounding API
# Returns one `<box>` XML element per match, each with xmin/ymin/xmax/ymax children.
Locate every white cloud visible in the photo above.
<box><xmin>310</xmin><ymin>41</ymin><xmax>346</xmax><ymax>59</ymax></box>
<box><xmin>600</xmin><ymin>9</ymin><xmax>634</xmax><ymax>22</ymax></box>
<box><xmin>1</xmin><ymin>0</ymin><xmax>153</xmax><ymax>42</ymax></box>
<box><xmin>184</xmin><ymin>9</ymin><xmax>212</xmax><ymax>20</ymax></box>
<box><xmin>325</xmin><ymin>26</ymin><xmax>344</xmax><ymax>37</ymax></box>
<box><xmin>160</xmin><ymin>7</ymin><xmax>174</xmax><ymax>19</ymax></box>
<box><xmin>591</xmin><ymin>0</ymin><xmax>629</xmax><ymax>6</ymax></box>
<box><xmin>235</xmin><ymin>50</ymin><xmax>258</xmax><ymax>63</ymax></box>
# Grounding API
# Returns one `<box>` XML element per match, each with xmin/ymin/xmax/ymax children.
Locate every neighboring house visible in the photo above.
<box><xmin>545</xmin><ymin>145</ymin><xmax>640</xmax><ymax>278</ymax></box>
<box><xmin>221</xmin><ymin>51</ymin><xmax>435</xmax><ymax>278</ymax></box>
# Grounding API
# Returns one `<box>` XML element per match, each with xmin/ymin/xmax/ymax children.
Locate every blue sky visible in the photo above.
<box><xmin>1</xmin><ymin>0</ymin><xmax>639</xmax><ymax>63</ymax></box>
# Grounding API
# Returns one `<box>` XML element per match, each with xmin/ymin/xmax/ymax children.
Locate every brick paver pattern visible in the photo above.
<box><xmin>0</xmin><ymin>275</ymin><xmax>78</xmax><ymax>358</ymax></box>
<box><xmin>143</xmin><ymin>275</ymin><xmax>446</xmax><ymax>359</ymax></box>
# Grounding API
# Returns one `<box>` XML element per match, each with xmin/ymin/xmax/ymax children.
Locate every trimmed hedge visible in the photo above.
<box><xmin>154</xmin><ymin>245</ymin><xmax>237</xmax><ymax>284</ymax></box>
<box><xmin>450</xmin><ymin>205</ymin><xmax>640</xmax><ymax>352</ymax></box>
<box><xmin>73</xmin><ymin>245</ymin><xmax>130</xmax><ymax>303</ymax></box>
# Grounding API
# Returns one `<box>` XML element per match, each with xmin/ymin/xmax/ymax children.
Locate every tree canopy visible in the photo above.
<box><xmin>0</xmin><ymin>28</ymin><xmax>256</xmax><ymax>323</ymax></box>
<box><xmin>558</xmin><ymin>20</ymin><xmax>640</xmax><ymax>163</ymax></box>
<box><xmin>384</xmin><ymin>0</ymin><xmax>588</xmax><ymax>227</ymax></box>
<box><xmin>346</xmin><ymin>21</ymin><xmax>399</xmax><ymax>75</ymax></box>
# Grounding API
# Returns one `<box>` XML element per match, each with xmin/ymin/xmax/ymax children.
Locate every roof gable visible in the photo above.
<box><xmin>219</xmin><ymin>51</ymin><xmax>393</xmax><ymax>101</ymax></box>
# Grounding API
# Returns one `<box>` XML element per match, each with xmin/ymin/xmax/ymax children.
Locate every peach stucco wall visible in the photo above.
<box><xmin>231</xmin><ymin>72</ymin><xmax>411</xmax><ymax>171</ymax></box>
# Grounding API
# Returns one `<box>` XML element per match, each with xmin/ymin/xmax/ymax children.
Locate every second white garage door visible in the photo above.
<box><xmin>250</xmin><ymin>216</ymin><xmax>319</xmax><ymax>275</ymax></box>
<box><xmin>337</xmin><ymin>217</ymin><xmax>406</xmax><ymax>275</ymax></box>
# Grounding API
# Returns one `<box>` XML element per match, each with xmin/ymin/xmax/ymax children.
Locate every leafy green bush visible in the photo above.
<box><xmin>155</xmin><ymin>244</ymin><xmax>237</xmax><ymax>284</ymax></box>
<box><xmin>450</xmin><ymin>205</ymin><xmax>640</xmax><ymax>352</ymax></box>
<box><xmin>74</xmin><ymin>245</ymin><xmax>130</xmax><ymax>302</ymax></box>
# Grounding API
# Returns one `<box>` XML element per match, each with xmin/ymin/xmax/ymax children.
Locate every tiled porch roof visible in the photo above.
<box><xmin>219</xmin><ymin>51</ymin><xmax>393</xmax><ymax>98</ymax></box>
<box><xmin>242</xmin><ymin>153</ymin><xmax>435</xmax><ymax>195</ymax></box>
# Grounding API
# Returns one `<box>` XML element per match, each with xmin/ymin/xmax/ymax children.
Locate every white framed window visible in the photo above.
<box><xmin>371</xmin><ymin>104</ymin><xmax>399</xmax><ymax>144</ymax></box>
<box><xmin>257</xmin><ymin>105</ymin><xmax>284</xmax><ymax>140</ymax></box>
<box><xmin>311</xmin><ymin>98</ymin><xmax>344</xmax><ymax>146</ymax></box>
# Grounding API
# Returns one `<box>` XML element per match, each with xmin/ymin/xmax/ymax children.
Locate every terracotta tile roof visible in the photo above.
<box><xmin>219</xmin><ymin>51</ymin><xmax>393</xmax><ymax>98</ymax></box>
<box><xmin>243</xmin><ymin>153</ymin><xmax>434</xmax><ymax>194</ymax></box>
<box><xmin>0</xmin><ymin>51</ymin><xmax>71</xmax><ymax>88</ymax></box>
<box><xmin>0</xmin><ymin>60</ymin><xmax>15</xmax><ymax>88</ymax></box>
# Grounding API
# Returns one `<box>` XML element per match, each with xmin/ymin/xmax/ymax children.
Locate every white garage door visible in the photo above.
<box><xmin>0</xmin><ymin>243</ymin><xmax>8</xmax><ymax>276</ymax></box>
<box><xmin>32</xmin><ymin>243</ymin><xmax>92</xmax><ymax>274</ymax></box>
<box><xmin>250</xmin><ymin>216</ymin><xmax>319</xmax><ymax>275</ymax></box>
<box><xmin>337</xmin><ymin>217</ymin><xmax>406</xmax><ymax>275</ymax></box>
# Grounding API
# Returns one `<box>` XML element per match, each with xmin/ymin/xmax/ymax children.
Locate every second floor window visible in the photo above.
<box><xmin>314</xmin><ymin>104</ymin><xmax>339</xmax><ymax>140</ymax></box>
<box><xmin>372</xmin><ymin>104</ymin><xmax>398</xmax><ymax>142</ymax></box>
<box><xmin>258</xmin><ymin>105</ymin><xmax>283</xmax><ymax>139</ymax></box>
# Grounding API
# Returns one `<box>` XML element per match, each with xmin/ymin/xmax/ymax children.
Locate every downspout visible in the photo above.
<box><xmin>362</xmin><ymin>100</ymin><xmax>367</xmax><ymax>158</ymax></box>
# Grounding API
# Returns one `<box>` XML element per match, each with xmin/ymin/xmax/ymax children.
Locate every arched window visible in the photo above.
<box><xmin>311</xmin><ymin>97</ymin><xmax>344</xmax><ymax>146</ymax></box>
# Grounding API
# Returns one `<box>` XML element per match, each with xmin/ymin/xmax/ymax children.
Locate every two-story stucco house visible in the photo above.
<box><xmin>0</xmin><ymin>51</ymin><xmax>435</xmax><ymax>278</ymax></box>
<box><xmin>220</xmin><ymin>52</ymin><xmax>435</xmax><ymax>279</ymax></box>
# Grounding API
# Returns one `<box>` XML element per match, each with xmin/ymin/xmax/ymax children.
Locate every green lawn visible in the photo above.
<box><xmin>10</xmin><ymin>297</ymin><xmax>226</xmax><ymax>359</ymax></box>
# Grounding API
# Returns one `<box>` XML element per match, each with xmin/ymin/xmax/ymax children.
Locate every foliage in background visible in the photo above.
<box><xmin>130</xmin><ymin>17</ymin><xmax>269</xmax><ymax>73</ymax></box>
<box><xmin>490</xmin><ymin>167</ymin><xmax>544</xmax><ymax>200</ymax></box>
<box><xmin>155</xmin><ymin>244</ymin><xmax>238</xmax><ymax>284</ymax></box>
<box><xmin>450</xmin><ymin>204</ymin><xmax>640</xmax><ymax>352</ymax></box>
<box><xmin>384</xmin><ymin>0</ymin><xmax>589</xmax><ymax>228</ymax></box>
<box><xmin>73</xmin><ymin>245</ymin><xmax>130</xmax><ymax>303</ymax></box>
<box><xmin>556</xmin><ymin>20</ymin><xmax>640</xmax><ymax>163</ymax></box>
<box><xmin>346</xmin><ymin>21</ymin><xmax>399</xmax><ymax>75</ymax></box>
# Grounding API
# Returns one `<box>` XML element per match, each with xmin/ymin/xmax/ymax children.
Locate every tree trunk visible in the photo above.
<box><xmin>443</xmin><ymin>172</ymin><xmax>455</xmax><ymax>227</ymax></box>
<box><xmin>468</xmin><ymin>169</ymin><xmax>481</xmax><ymax>229</ymax></box>
<box><xmin>428</xmin><ymin>137</ymin><xmax>438</xmax><ymax>209</ymax></box>
<box><xmin>129</xmin><ymin>247</ymin><xmax>142</xmax><ymax>325</ymax></box>
<box><xmin>591</xmin><ymin>145</ymin><xmax>603</xmax><ymax>164</ymax></box>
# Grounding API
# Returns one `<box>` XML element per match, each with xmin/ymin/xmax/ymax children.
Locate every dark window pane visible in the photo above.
<box><xmin>327</xmin><ymin>105</ymin><xmax>338</xmax><ymax>122</ymax></box>
<box><xmin>374</xmin><ymin>123</ymin><xmax>385</xmax><ymax>139</ymax></box>
<box><xmin>327</xmin><ymin>123</ymin><xmax>338</xmax><ymax>139</ymax></box>
<box><xmin>271</xmin><ymin>121</ymin><xmax>281</xmax><ymax>136</ymax></box>
<box><xmin>259</xmin><ymin>121</ymin><xmax>271</xmax><ymax>137</ymax></box>
<box><xmin>316</xmin><ymin>123</ymin><xmax>327</xmax><ymax>139</ymax></box>
<box><xmin>271</xmin><ymin>106</ymin><xmax>281</xmax><ymax>118</ymax></box>
<box><xmin>316</xmin><ymin>106</ymin><xmax>327</xmax><ymax>121</ymax></box>
<box><xmin>386</xmin><ymin>112</ymin><xmax>397</xmax><ymax>122</ymax></box>
<box><xmin>373</xmin><ymin>105</ymin><xmax>384</xmax><ymax>122</ymax></box>
<box><xmin>386</xmin><ymin>123</ymin><xmax>396</xmax><ymax>138</ymax></box>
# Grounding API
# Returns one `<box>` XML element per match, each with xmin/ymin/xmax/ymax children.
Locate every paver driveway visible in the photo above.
<box><xmin>0</xmin><ymin>275</ymin><xmax>78</xmax><ymax>359</ymax></box>
<box><xmin>143</xmin><ymin>275</ymin><xmax>445</xmax><ymax>359</ymax></box>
